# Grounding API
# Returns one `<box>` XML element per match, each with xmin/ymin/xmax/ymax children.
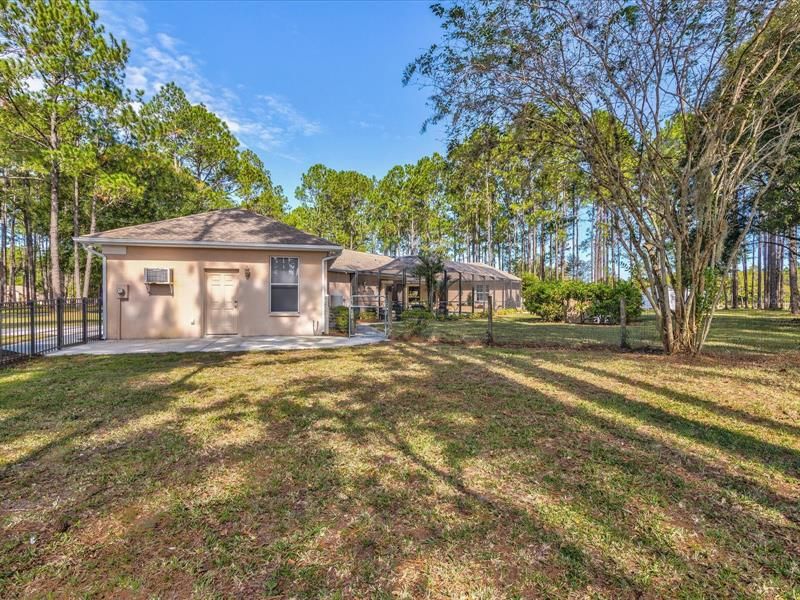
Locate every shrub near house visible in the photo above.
<box><xmin>522</xmin><ymin>276</ymin><xmax>642</xmax><ymax>323</ymax></box>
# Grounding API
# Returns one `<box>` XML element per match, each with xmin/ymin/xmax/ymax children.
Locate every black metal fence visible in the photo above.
<box><xmin>0</xmin><ymin>298</ymin><xmax>102</xmax><ymax>368</ymax></box>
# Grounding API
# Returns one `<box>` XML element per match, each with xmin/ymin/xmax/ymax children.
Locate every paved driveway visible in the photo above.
<box><xmin>49</xmin><ymin>326</ymin><xmax>386</xmax><ymax>356</ymax></box>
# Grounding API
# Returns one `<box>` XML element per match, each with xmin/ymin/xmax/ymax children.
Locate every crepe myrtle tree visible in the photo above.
<box><xmin>406</xmin><ymin>0</ymin><xmax>800</xmax><ymax>354</ymax></box>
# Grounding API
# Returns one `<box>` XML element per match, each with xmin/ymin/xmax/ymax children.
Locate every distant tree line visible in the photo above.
<box><xmin>288</xmin><ymin>121</ymin><xmax>627</xmax><ymax>285</ymax></box>
<box><xmin>400</xmin><ymin>0</ymin><xmax>800</xmax><ymax>353</ymax></box>
<box><xmin>1</xmin><ymin>0</ymin><xmax>798</xmax><ymax>356</ymax></box>
<box><xmin>0</xmin><ymin>0</ymin><xmax>286</xmax><ymax>302</ymax></box>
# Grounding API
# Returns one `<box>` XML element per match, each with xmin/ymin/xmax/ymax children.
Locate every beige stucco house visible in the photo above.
<box><xmin>76</xmin><ymin>209</ymin><xmax>341</xmax><ymax>340</ymax></box>
<box><xmin>77</xmin><ymin>209</ymin><xmax>522</xmax><ymax>340</ymax></box>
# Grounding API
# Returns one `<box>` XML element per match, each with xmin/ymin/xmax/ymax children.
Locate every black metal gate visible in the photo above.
<box><xmin>0</xmin><ymin>298</ymin><xmax>102</xmax><ymax>368</ymax></box>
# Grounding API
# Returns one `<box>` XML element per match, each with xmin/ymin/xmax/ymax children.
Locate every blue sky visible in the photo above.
<box><xmin>95</xmin><ymin>1</ymin><xmax>447</xmax><ymax>207</ymax></box>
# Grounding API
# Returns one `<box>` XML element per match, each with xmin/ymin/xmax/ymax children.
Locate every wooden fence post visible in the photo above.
<box><xmin>620</xmin><ymin>296</ymin><xmax>629</xmax><ymax>349</ymax></box>
<box><xmin>487</xmin><ymin>295</ymin><xmax>494</xmax><ymax>345</ymax></box>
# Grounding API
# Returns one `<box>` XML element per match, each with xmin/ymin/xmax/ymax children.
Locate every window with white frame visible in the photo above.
<box><xmin>474</xmin><ymin>283</ymin><xmax>489</xmax><ymax>303</ymax></box>
<box><xmin>270</xmin><ymin>257</ymin><xmax>299</xmax><ymax>313</ymax></box>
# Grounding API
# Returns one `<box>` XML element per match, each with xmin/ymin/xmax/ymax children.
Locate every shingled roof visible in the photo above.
<box><xmin>329</xmin><ymin>249</ymin><xmax>395</xmax><ymax>273</ymax></box>
<box><xmin>75</xmin><ymin>209</ymin><xmax>340</xmax><ymax>250</ymax></box>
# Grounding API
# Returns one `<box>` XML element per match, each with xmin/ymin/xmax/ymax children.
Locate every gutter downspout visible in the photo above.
<box><xmin>82</xmin><ymin>244</ymin><xmax>107</xmax><ymax>340</ymax></box>
<box><xmin>321</xmin><ymin>250</ymin><xmax>341</xmax><ymax>334</ymax></box>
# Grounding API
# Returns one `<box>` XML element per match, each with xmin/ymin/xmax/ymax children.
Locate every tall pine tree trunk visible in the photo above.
<box><xmin>741</xmin><ymin>247</ymin><xmax>749</xmax><ymax>308</ymax></box>
<box><xmin>72</xmin><ymin>176</ymin><xmax>81</xmax><ymax>298</ymax></box>
<box><xmin>790</xmin><ymin>229</ymin><xmax>799</xmax><ymax>315</ymax></box>
<box><xmin>9</xmin><ymin>211</ymin><xmax>15</xmax><ymax>301</ymax></box>
<box><xmin>24</xmin><ymin>204</ymin><xmax>34</xmax><ymax>302</ymax></box>
<box><xmin>485</xmin><ymin>169</ymin><xmax>493</xmax><ymax>267</ymax></box>
<box><xmin>0</xmin><ymin>193</ymin><xmax>6</xmax><ymax>304</ymax></box>
<box><xmin>49</xmin><ymin>111</ymin><xmax>63</xmax><ymax>298</ymax></box>
<box><xmin>82</xmin><ymin>195</ymin><xmax>97</xmax><ymax>298</ymax></box>
<box><xmin>768</xmin><ymin>234</ymin><xmax>780</xmax><ymax>310</ymax></box>
<box><xmin>778</xmin><ymin>238</ymin><xmax>784</xmax><ymax>309</ymax></box>
<box><xmin>757</xmin><ymin>233</ymin><xmax>763</xmax><ymax>309</ymax></box>
<box><xmin>538</xmin><ymin>222</ymin><xmax>545</xmax><ymax>279</ymax></box>
<box><xmin>41</xmin><ymin>235</ymin><xmax>50</xmax><ymax>302</ymax></box>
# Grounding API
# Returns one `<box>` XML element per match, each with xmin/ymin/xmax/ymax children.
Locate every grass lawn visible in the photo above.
<box><xmin>1</xmin><ymin>335</ymin><xmax>799</xmax><ymax>597</ymax></box>
<box><xmin>417</xmin><ymin>309</ymin><xmax>800</xmax><ymax>355</ymax></box>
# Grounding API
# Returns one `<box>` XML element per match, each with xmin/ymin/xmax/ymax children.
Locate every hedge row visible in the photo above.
<box><xmin>521</xmin><ymin>276</ymin><xmax>643</xmax><ymax>323</ymax></box>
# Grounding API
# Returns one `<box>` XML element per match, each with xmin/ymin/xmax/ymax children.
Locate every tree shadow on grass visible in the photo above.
<box><xmin>0</xmin><ymin>352</ymin><xmax>238</xmax><ymax>482</ymax></box>
<box><xmin>472</xmin><ymin>348</ymin><xmax>800</xmax><ymax>479</ymax></box>
<box><xmin>571</xmin><ymin>361</ymin><xmax>800</xmax><ymax>438</ymax></box>
<box><xmin>474</xmin><ymin>349</ymin><xmax>800</xmax><ymax>523</ymax></box>
<box><xmin>241</xmin><ymin>343</ymin><xmax>798</xmax><ymax>595</ymax></box>
<box><xmin>2</xmin><ymin>343</ymin><xmax>799</xmax><ymax>597</ymax></box>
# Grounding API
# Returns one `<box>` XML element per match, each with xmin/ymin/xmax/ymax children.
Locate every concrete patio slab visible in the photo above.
<box><xmin>49</xmin><ymin>326</ymin><xmax>386</xmax><ymax>356</ymax></box>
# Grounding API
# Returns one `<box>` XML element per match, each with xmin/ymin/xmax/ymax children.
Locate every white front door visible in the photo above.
<box><xmin>206</xmin><ymin>270</ymin><xmax>239</xmax><ymax>335</ymax></box>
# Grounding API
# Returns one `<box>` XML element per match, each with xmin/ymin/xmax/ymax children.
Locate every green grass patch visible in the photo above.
<box><xmin>416</xmin><ymin>309</ymin><xmax>800</xmax><ymax>354</ymax></box>
<box><xmin>0</xmin><ymin>335</ymin><xmax>798</xmax><ymax>596</ymax></box>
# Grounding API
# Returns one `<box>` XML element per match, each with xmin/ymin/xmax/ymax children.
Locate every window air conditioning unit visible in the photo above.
<box><xmin>144</xmin><ymin>267</ymin><xmax>173</xmax><ymax>284</ymax></box>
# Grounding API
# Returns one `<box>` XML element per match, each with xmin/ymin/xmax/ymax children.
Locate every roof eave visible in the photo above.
<box><xmin>74</xmin><ymin>236</ymin><xmax>342</xmax><ymax>252</ymax></box>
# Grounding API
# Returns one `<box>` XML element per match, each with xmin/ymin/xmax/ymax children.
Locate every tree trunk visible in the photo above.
<box><xmin>73</xmin><ymin>176</ymin><xmax>81</xmax><ymax>297</ymax></box>
<box><xmin>0</xmin><ymin>192</ymin><xmax>6</xmax><ymax>304</ymax></box>
<box><xmin>790</xmin><ymin>229</ymin><xmax>799</xmax><ymax>315</ymax></box>
<box><xmin>731</xmin><ymin>262</ymin><xmax>738</xmax><ymax>309</ymax></box>
<box><xmin>778</xmin><ymin>238</ymin><xmax>784</xmax><ymax>309</ymax></box>
<box><xmin>485</xmin><ymin>169</ymin><xmax>493</xmax><ymax>267</ymax></box>
<box><xmin>723</xmin><ymin>277</ymin><xmax>729</xmax><ymax>310</ymax></box>
<box><xmin>40</xmin><ymin>235</ymin><xmax>50</xmax><ymax>302</ymax></box>
<box><xmin>768</xmin><ymin>234</ymin><xmax>779</xmax><ymax>310</ymax></box>
<box><xmin>538</xmin><ymin>222</ymin><xmax>545</xmax><ymax>279</ymax></box>
<box><xmin>82</xmin><ymin>195</ymin><xmax>97</xmax><ymax>298</ymax></box>
<box><xmin>49</xmin><ymin>112</ymin><xmax>63</xmax><ymax>298</ymax></box>
<box><xmin>24</xmin><ymin>205</ymin><xmax>34</xmax><ymax>302</ymax></box>
<box><xmin>741</xmin><ymin>247</ymin><xmax>748</xmax><ymax>309</ymax></box>
<box><xmin>9</xmin><ymin>211</ymin><xmax>15</xmax><ymax>301</ymax></box>
<box><xmin>658</xmin><ymin>252</ymin><xmax>675</xmax><ymax>354</ymax></box>
<box><xmin>573</xmin><ymin>195</ymin><xmax>579</xmax><ymax>278</ymax></box>
<box><xmin>757</xmin><ymin>233</ymin><xmax>762</xmax><ymax>309</ymax></box>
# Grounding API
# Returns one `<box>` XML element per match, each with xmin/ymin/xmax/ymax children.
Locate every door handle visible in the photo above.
<box><xmin>234</xmin><ymin>299</ymin><xmax>239</xmax><ymax>307</ymax></box>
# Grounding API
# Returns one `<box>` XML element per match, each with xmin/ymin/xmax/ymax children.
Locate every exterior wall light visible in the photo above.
<box><xmin>244</xmin><ymin>266</ymin><xmax>251</xmax><ymax>280</ymax></box>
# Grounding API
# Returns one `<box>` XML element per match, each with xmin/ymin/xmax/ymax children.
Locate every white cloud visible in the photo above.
<box><xmin>155</xmin><ymin>32</ymin><xmax>178</xmax><ymax>51</ymax></box>
<box><xmin>96</xmin><ymin>1</ymin><xmax>320</xmax><ymax>155</ymax></box>
<box><xmin>261</xmin><ymin>95</ymin><xmax>321</xmax><ymax>136</ymax></box>
<box><xmin>127</xmin><ymin>66</ymin><xmax>148</xmax><ymax>91</ymax></box>
<box><xmin>223</xmin><ymin>117</ymin><xmax>241</xmax><ymax>134</ymax></box>
<box><xmin>95</xmin><ymin>1</ymin><xmax>148</xmax><ymax>39</ymax></box>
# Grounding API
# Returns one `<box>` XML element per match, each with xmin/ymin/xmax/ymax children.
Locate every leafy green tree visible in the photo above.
<box><xmin>372</xmin><ymin>153</ymin><xmax>448</xmax><ymax>255</ymax></box>
<box><xmin>236</xmin><ymin>149</ymin><xmax>286</xmax><ymax>218</ymax></box>
<box><xmin>0</xmin><ymin>0</ymin><xmax>128</xmax><ymax>296</ymax></box>
<box><xmin>82</xmin><ymin>170</ymin><xmax>142</xmax><ymax>296</ymax></box>
<box><xmin>137</xmin><ymin>82</ymin><xmax>239</xmax><ymax>202</ymax></box>
<box><xmin>294</xmin><ymin>164</ymin><xmax>374</xmax><ymax>248</ymax></box>
<box><xmin>407</xmin><ymin>0</ymin><xmax>800</xmax><ymax>353</ymax></box>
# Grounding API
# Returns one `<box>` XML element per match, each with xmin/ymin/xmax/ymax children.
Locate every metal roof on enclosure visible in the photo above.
<box><xmin>337</xmin><ymin>253</ymin><xmax>521</xmax><ymax>282</ymax></box>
